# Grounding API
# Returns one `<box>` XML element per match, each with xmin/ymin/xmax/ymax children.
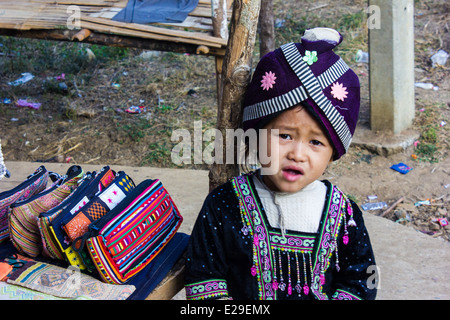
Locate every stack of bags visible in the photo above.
<box><xmin>0</xmin><ymin>164</ymin><xmax>184</xmax><ymax>298</ymax></box>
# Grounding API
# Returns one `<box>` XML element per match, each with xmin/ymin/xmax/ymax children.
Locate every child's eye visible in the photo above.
<box><xmin>310</xmin><ymin>139</ymin><xmax>323</xmax><ymax>146</ymax></box>
<box><xmin>279</xmin><ymin>134</ymin><xmax>292</xmax><ymax>140</ymax></box>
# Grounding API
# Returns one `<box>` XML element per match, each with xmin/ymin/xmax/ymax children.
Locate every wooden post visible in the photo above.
<box><xmin>211</xmin><ymin>0</ymin><xmax>229</xmax><ymax>107</ymax></box>
<box><xmin>258</xmin><ymin>0</ymin><xmax>275</xmax><ymax>57</ymax></box>
<box><xmin>369</xmin><ymin>0</ymin><xmax>415</xmax><ymax>134</ymax></box>
<box><xmin>209</xmin><ymin>0</ymin><xmax>261</xmax><ymax>191</ymax></box>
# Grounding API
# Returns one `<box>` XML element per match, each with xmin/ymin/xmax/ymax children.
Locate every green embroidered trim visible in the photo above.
<box><xmin>185</xmin><ymin>279</ymin><xmax>228</xmax><ymax>300</ymax></box>
<box><xmin>332</xmin><ymin>289</ymin><xmax>362</xmax><ymax>300</ymax></box>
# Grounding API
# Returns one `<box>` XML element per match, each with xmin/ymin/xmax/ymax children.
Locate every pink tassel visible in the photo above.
<box><xmin>288</xmin><ymin>283</ymin><xmax>292</xmax><ymax>295</ymax></box>
<box><xmin>343</xmin><ymin>234</ymin><xmax>349</xmax><ymax>245</ymax></box>
<box><xmin>303</xmin><ymin>284</ymin><xmax>309</xmax><ymax>296</ymax></box>
<box><xmin>251</xmin><ymin>265</ymin><xmax>257</xmax><ymax>277</ymax></box>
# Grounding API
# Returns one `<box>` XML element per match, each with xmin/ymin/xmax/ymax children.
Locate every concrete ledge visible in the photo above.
<box><xmin>351</xmin><ymin>124</ymin><xmax>420</xmax><ymax>156</ymax></box>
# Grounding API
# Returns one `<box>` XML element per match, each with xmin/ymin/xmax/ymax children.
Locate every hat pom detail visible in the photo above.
<box><xmin>301</xmin><ymin>27</ymin><xmax>343</xmax><ymax>49</ymax></box>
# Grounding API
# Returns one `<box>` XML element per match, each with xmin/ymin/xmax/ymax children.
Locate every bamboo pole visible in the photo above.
<box><xmin>209</xmin><ymin>0</ymin><xmax>261</xmax><ymax>191</ymax></box>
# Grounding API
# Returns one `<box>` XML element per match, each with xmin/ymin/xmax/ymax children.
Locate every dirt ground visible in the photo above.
<box><xmin>0</xmin><ymin>1</ymin><xmax>449</xmax><ymax>241</ymax></box>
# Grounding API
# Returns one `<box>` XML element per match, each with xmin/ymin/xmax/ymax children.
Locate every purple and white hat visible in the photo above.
<box><xmin>242</xmin><ymin>28</ymin><xmax>360</xmax><ymax>160</ymax></box>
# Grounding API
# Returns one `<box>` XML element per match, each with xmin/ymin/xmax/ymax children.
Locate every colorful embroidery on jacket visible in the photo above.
<box><xmin>185</xmin><ymin>279</ymin><xmax>228</xmax><ymax>300</ymax></box>
<box><xmin>231</xmin><ymin>174</ymin><xmax>353</xmax><ymax>300</ymax></box>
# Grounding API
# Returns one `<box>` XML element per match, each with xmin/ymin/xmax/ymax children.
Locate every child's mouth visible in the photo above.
<box><xmin>282</xmin><ymin>167</ymin><xmax>304</xmax><ymax>181</ymax></box>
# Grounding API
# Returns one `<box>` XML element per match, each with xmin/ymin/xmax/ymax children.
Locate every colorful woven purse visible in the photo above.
<box><xmin>9</xmin><ymin>165</ymin><xmax>84</xmax><ymax>257</ymax></box>
<box><xmin>52</xmin><ymin>170</ymin><xmax>135</xmax><ymax>270</ymax></box>
<box><xmin>80</xmin><ymin>179</ymin><xmax>183</xmax><ymax>284</ymax></box>
<box><xmin>37</xmin><ymin>166</ymin><xmax>116</xmax><ymax>260</ymax></box>
<box><xmin>0</xmin><ymin>166</ymin><xmax>49</xmax><ymax>243</ymax></box>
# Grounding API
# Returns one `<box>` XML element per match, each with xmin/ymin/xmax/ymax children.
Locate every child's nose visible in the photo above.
<box><xmin>288</xmin><ymin>141</ymin><xmax>308</xmax><ymax>162</ymax></box>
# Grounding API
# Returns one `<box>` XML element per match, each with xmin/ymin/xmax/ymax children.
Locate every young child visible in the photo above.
<box><xmin>184</xmin><ymin>28</ymin><xmax>377</xmax><ymax>300</ymax></box>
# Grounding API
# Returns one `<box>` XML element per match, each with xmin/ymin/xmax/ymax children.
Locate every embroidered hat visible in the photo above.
<box><xmin>242</xmin><ymin>28</ymin><xmax>360</xmax><ymax>160</ymax></box>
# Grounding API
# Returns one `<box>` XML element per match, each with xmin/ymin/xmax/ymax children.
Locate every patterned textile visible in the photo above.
<box><xmin>55</xmin><ymin>171</ymin><xmax>135</xmax><ymax>271</ymax></box>
<box><xmin>0</xmin><ymin>166</ymin><xmax>49</xmax><ymax>243</ymax></box>
<box><xmin>0</xmin><ymin>282</ymin><xmax>69</xmax><ymax>300</ymax></box>
<box><xmin>184</xmin><ymin>171</ymin><xmax>377</xmax><ymax>300</ymax></box>
<box><xmin>185</xmin><ymin>279</ymin><xmax>228</xmax><ymax>300</ymax></box>
<box><xmin>9</xmin><ymin>166</ymin><xmax>84</xmax><ymax>257</ymax></box>
<box><xmin>40</xmin><ymin>167</ymin><xmax>116</xmax><ymax>269</ymax></box>
<box><xmin>86</xmin><ymin>179</ymin><xmax>183</xmax><ymax>284</ymax></box>
<box><xmin>6</xmin><ymin>260</ymin><xmax>135</xmax><ymax>300</ymax></box>
<box><xmin>63</xmin><ymin>171</ymin><xmax>134</xmax><ymax>243</ymax></box>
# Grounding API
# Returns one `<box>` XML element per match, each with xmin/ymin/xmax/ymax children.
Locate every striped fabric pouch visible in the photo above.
<box><xmin>0</xmin><ymin>166</ymin><xmax>49</xmax><ymax>243</ymax></box>
<box><xmin>81</xmin><ymin>179</ymin><xmax>183</xmax><ymax>284</ymax></box>
<box><xmin>9</xmin><ymin>165</ymin><xmax>84</xmax><ymax>257</ymax></box>
<box><xmin>37</xmin><ymin>166</ymin><xmax>116</xmax><ymax>261</ymax></box>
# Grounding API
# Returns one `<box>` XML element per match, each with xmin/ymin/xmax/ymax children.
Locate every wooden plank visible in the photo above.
<box><xmin>78</xmin><ymin>20</ymin><xmax>224</xmax><ymax>49</ymax></box>
<box><xmin>80</xmin><ymin>16</ymin><xmax>227</xmax><ymax>46</ymax></box>
<box><xmin>156</xmin><ymin>16</ymin><xmax>213</xmax><ymax>32</ymax></box>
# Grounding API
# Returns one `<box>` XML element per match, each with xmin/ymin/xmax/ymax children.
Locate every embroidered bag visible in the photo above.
<box><xmin>59</xmin><ymin>171</ymin><xmax>135</xmax><ymax>270</ymax></box>
<box><xmin>0</xmin><ymin>166</ymin><xmax>49</xmax><ymax>243</ymax></box>
<box><xmin>37</xmin><ymin>166</ymin><xmax>116</xmax><ymax>260</ymax></box>
<box><xmin>9</xmin><ymin>165</ymin><xmax>84</xmax><ymax>257</ymax></box>
<box><xmin>80</xmin><ymin>179</ymin><xmax>183</xmax><ymax>284</ymax></box>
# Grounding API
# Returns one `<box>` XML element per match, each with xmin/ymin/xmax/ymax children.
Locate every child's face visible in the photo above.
<box><xmin>261</xmin><ymin>106</ymin><xmax>334</xmax><ymax>193</ymax></box>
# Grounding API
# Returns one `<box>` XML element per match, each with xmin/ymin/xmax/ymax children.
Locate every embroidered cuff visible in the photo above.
<box><xmin>185</xmin><ymin>279</ymin><xmax>228</xmax><ymax>300</ymax></box>
<box><xmin>331</xmin><ymin>289</ymin><xmax>362</xmax><ymax>300</ymax></box>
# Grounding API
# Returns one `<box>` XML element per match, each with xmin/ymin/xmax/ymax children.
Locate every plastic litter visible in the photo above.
<box><xmin>436</xmin><ymin>218</ymin><xmax>448</xmax><ymax>227</ymax></box>
<box><xmin>395</xmin><ymin>211</ymin><xmax>411</xmax><ymax>224</ymax></box>
<box><xmin>275</xmin><ymin>18</ymin><xmax>285</xmax><ymax>28</ymax></box>
<box><xmin>414</xmin><ymin>200</ymin><xmax>430</xmax><ymax>207</ymax></box>
<box><xmin>362</xmin><ymin>202</ymin><xmax>388</xmax><ymax>211</ymax></box>
<box><xmin>16</xmin><ymin>99</ymin><xmax>41</xmax><ymax>110</ymax></box>
<box><xmin>2</xmin><ymin>98</ymin><xmax>11</xmax><ymax>104</ymax></box>
<box><xmin>390</xmin><ymin>162</ymin><xmax>413</xmax><ymax>174</ymax></box>
<box><xmin>430</xmin><ymin>50</ymin><xmax>449</xmax><ymax>67</ymax></box>
<box><xmin>414</xmin><ymin>82</ymin><xmax>438</xmax><ymax>91</ymax></box>
<box><xmin>8</xmin><ymin>72</ymin><xmax>34</xmax><ymax>86</ymax></box>
<box><xmin>125</xmin><ymin>105</ymin><xmax>146</xmax><ymax>114</ymax></box>
<box><xmin>54</xmin><ymin>73</ymin><xmax>65</xmax><ymax>81</ymax></box>
<box><xmin>355</xmin><ymin>50</ymin><xmax>369</xmax><ymax>63</ymax></box>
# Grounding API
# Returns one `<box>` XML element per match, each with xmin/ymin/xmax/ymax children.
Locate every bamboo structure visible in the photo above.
<box><xmin>0</xmin><ymin>0</ymin><xmax>232</xmax><ymax>56</ymax></box>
